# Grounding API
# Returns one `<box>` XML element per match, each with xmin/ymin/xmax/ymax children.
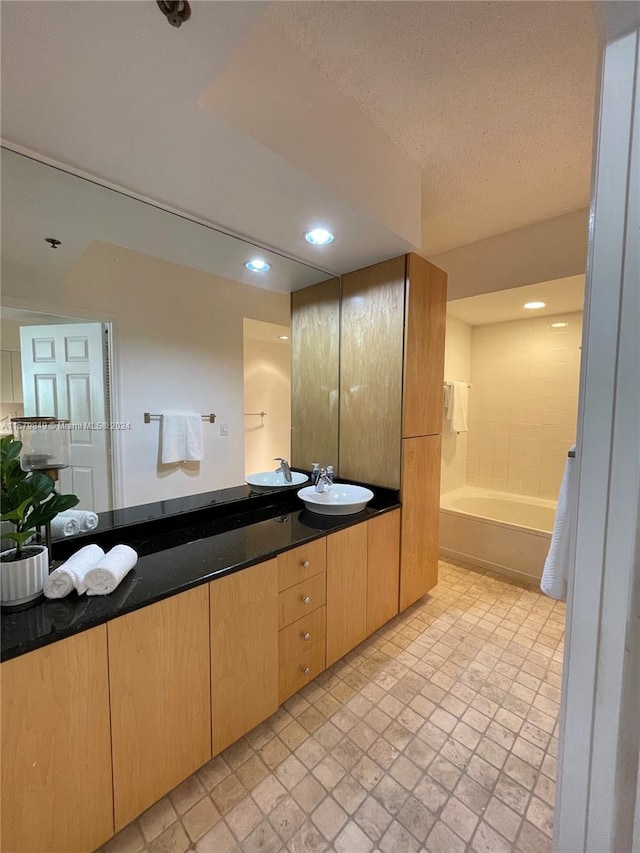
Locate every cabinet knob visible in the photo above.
<box><xmin>301</xmin><ymin>595</ymin><xmax>310</xmax><ymax>604</ymax></box>
<box><xmin>302</xmin><ymin>666</ymin><xmax>310</xmax><ymax>676</ymax></box>
<box><xmin>302</xmin><ymin>560</ymin><xmax>310</xmax><ymax>568</ymax></box>
<box><xmin>302</xmin><ymin>632</ymin><xmax>311</xmax><ymax>641</ymax></box>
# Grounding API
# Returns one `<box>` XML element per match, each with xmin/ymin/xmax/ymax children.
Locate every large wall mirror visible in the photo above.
<box><xmin>0</xmin><ymin>147</ymin><xmax>338</xmax><ymax>515</ymax></box>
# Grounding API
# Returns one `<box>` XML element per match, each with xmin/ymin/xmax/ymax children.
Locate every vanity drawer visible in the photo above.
<box><xmin>278</xmin><ymin>538</ymin><xmax>326</xmax><ymax>592</ymax></box>
<box><xmin>278</xmin><ymin>640</ymin><xmax>326</xmax><ymax>704</ymax></box>
<box><xmin>279</xmin><ymin>607</ymin><xmax>326</xmax><ymax>664</ymax></box>
<box><xmin>278</xmin><ymin>572</ymin><xmax>326</xmax><ymax>629</ymax></box>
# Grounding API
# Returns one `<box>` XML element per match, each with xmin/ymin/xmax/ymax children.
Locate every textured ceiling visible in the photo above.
<box><xmin>267</xmin><ymin>1</ymin><xmax>601</xmax><ymax>254</ymax></box>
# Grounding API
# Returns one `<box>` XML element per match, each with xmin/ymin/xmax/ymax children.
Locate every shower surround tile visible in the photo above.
<box><xmin>95</xmin><ymin>559</ymin><xmax>565</xmax><ymax>853</ymax></box>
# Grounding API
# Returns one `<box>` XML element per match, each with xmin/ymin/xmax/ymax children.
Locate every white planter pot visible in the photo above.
<box><xmin>0</xmin><ymin>545</ymin><xmax>49</xmax><ymax>607</ymax></box>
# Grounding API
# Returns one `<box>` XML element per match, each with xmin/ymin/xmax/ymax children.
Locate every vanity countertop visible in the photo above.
<box><xmin>1</xmin><ymin>487</ymin><xmax>400</xmax><ymax>663</ymax></box>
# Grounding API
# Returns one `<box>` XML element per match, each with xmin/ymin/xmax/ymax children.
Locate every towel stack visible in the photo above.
<box><xmin>44</xmin><ymin>544</ymin><xmax>138</xmax><ymax>599</ymax></box>
<box><xmin>51</xmin><ymin>509</ymin><xmax>100</xmax><ymax>538</ymax></box>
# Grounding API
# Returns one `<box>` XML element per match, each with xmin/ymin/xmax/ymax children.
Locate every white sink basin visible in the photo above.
<box><xmin>246</xmin><ymin>471</ymin><xmax>308</xmax><ymax>493</ymax></box>
<box><xmin>297</xmin><ymin>484</ymin><xmax>374</xmax><ymax>515</ymax></box>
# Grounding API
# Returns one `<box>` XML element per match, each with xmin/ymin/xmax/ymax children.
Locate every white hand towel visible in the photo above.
<box><xmin>59</xmin><ymin>509</ymin><xmax>99</xmax><ymax>531</ymax></box>
<box><xmin>541</xmin><ymin>448</ymin><xmax>576</xmax><ymax>601</ymax></box>
<box><xmin>50</xmin><ymin>514</ymin><xmax>81</xmax><ymax>538</ymax></box>
<box><xmin>43</xmin><ymin>544</ymin><xmax>105</xmax><ymax>599</ymax></box>
<box><xmin>161</xmin><ymin>413</ymin><xmax>204</xmax><ymax>464</ymax></box>
<box><xmin>446</xmin><ymin>381</ymin><xmax>469</xmax><ymax>433</ymax></box>
<box><xmin>85</xmin><ymin>545</ymin><xmax>138</xmax><ymax>596</ymax></box>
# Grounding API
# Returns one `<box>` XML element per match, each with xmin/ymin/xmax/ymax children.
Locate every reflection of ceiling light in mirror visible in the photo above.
<box><xmin>244</xmin><ymin>259</ymin><xmax>271</xmax><ymax>272</ymax></box>
<box><xmin>278</xmin><ymin>335</ymin><xmax>290</xmax><ymax>340</ymax></box>
<box><xmin>524</xmin><ymin>301</ymin><xmax>546</xmax><ymax>309</ymax></box>
<box><xmin>551</xmin><ymin>322</ymin><xmax>569</xmax><ymax>328</ymax></box>
<box><xmin>304</xmin><ymin>228</ymin><xmax>334</xmax><ymax>246</ymax></box>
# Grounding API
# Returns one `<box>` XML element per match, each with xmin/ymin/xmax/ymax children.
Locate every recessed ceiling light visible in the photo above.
<box><xmin>278</xmin><ymin>335</ymin><xmax>290</xmax><ymax>341</ymax></box>
<box><xmin>244</xmin><ymin>259</ymin><xmax>271</xmax><ymax>272</ymax></box>
<box><xmin>524</xmin><ymin>301</ymin><xmax>546</xmax><ymax>310</ymax></box>
<box><xmin>304</xmin><ymin>228</ymin><xmax>334</xmax><ymax>246</ymax></box>
<box><xmin>551</xmin><ymin>322</ymin><xmax>568</xmax><ymax>328</ymax></box>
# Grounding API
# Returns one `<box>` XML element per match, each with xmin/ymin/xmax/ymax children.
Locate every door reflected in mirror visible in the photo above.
<box><xmin>1</xmin><ymin>308</ymin><xmax>112</xmax><ymax>511</ymax></box>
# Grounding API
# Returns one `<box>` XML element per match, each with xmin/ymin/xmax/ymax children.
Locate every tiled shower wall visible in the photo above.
<box><xmin>466</xmin><ymin>313</ymin><xmax>582</xmax><ymax>500</ymax></box>
<box><xmin>440</xmin><ymin>316</ymin><xmax>472</xmax><ymax>494</ymax></box>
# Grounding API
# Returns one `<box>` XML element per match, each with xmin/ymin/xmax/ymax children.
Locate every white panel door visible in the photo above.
<box><xmin>20</xmin><ymin>323</ymin><xmax>111</xmax><ymax>512</ymax></box>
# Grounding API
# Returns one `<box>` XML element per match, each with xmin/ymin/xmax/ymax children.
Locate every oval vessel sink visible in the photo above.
<box><xmin>246</xmin><ymin>471</ymin><xmax>308</xmax><ymax>493</ymax></box>
<box><xmin>297</xmin><ymin>484</ymin><xmax>374</xmax><ymax>516</ymax></box>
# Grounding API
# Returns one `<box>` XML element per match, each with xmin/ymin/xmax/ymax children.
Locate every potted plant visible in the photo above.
<box><xmin>1</xmin><ymin>434</ymin><xmax>79</xmax><ymax>607</ymax></box>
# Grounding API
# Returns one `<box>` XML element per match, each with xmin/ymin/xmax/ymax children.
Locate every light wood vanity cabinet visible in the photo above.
<box><xmin>326</xmin><ymin>524</ymin><xmax>369</xmax><ymax>667</ymax></box>
<box><xmin>108</xmin><ymin>586</ymin><xmax>211</xmax><ymax>830</ymax></box>
<box><xmin>278</xmin><ymin>541</ymin><xmax>327</xmax><ymax>703</ymax></box>
<box><xmin>211</xmin><ymin>559</ymin><xmax>279</xmax><ymax>754</ymax></box>
<box><xmin>367</xmin><ymin>509</ymin><xmax>401</xmax><ymax>634</ymax></box>
<box><xmin>1</xmin><ymin>627</ymin><xmax>114</xmax><ymax>853</ymax></box>
<box><xmin>1</xmin><ymin>514</ymin><xmax>405</xmax><ymax>852</ymax></box>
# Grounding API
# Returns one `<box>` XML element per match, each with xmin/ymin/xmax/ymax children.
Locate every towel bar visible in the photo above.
<box><xmin>144</xmin><ymin>413</ymin><xmax>216</xmax><ymax>423</ymax></box>
<box><xmin>244</xmin><ymin>411</ymin><xmax>267</xmax><ymax>418</ymax></box>
<box><xmin>444</xmin><ymin>381</ymin><xmax>472</xmax><ymax>388</ymax></box>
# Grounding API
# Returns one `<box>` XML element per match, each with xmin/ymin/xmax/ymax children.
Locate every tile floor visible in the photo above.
<box><xmin>98</xmin><ymin>558</ymin><xmax>565</xmax><ymax>853</ymax></box>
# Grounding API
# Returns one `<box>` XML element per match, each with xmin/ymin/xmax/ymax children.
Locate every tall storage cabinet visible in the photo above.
<box><xmin>338</xmin><ymin>253</ymin><xmax>447</xmax><ymax>607</ymax></box>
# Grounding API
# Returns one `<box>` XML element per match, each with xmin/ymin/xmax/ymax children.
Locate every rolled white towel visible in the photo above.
<box><xmin>85</xmin><ymin>545</ymin><xmax>138</xmax><ymax>596</ymax></box>
<box><xmin>59</xmin><ymin>509</ymin><xmax>99</xmax><ymax>531</ymax></box>
<box><xmin>50</xmin><ymin>515</ymin><xmax>81</xmax><ymax>538</ymax></box>
<box><xmin>43</xmin><ymin>544</ymin><xmax>106</xmax><ymax>599</ymax></box>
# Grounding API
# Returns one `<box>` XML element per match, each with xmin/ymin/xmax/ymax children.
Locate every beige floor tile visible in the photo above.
<box><xmin>182</xmin><ymin>797</ymin><xmax>220</xmax><ymax>843</ymax></box>
<box><xmin>147</xmin><ymin>822</ymin><xmax>189</xmax><ymax>853</ymax></box>
<box><xmin>354</xmin><ymin>796</ymin><xmax>393</xmax><ymax>842</ymax></box>
<box><xmin>139</xmin><ymin>798</ymin><xmax>178</xmax><ymax>843</ymax></box>
<box><xmin>440</xmin><ymin>796</ymin><xmax>479</xmax><ymax>841</ymax></box>
<box><xmin>311</xmin><ymin>796</ymin><xmax>347</xmax><ymax>841</ymax></box>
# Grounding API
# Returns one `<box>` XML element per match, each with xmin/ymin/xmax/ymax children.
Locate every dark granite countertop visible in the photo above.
<box><xmin>1</xmin><ymin>486</ymin><xmax>400</xmax><ymax>663</ymax></box>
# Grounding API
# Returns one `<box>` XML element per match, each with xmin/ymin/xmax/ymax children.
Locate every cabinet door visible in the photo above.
<box><xmin>400</xmin><ymin>435</ymin><xmax>441</xmax><ymax>610</ymax></box>
<box><xmin>326</xmin><ymin>525</ymin><xmax>368</xmax><ymax>667</ymax></box>
<box><xmin>108</xmin><ymin>586</ymin><xmax>211</xmax><ymax>830</ymax></box>
<box><xmin>340</xmin><ymin>258</ymin><xmax>406</xmax><ymax>488</ymax></box>
<box><xmin>1</xmin><ymin>627</ymin><xmax>113</xmax><ymax>853</ymax></box>
<box><xmin>211</xmin><ymin>560</ymin><xmax>279</xmax><ymax>755</ymax></box>
<box><xmin>367</xmin><ymin>510</ymin><xmax>401</xmax><ymax>634</ymax></box>
<box><xmin>403</xmin><ymin>254</ymin><xmax>447</xmax><ymax>438</ymax></box>
<box><xmin>291</xmin><ymin>278</ymin><xmax>340</xmax><ymax>471</ymax></box>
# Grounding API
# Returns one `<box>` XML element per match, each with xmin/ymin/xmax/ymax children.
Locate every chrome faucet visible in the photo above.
<box><xmin>273</xmin><ymin>457</ymin><xmax>292</xmax><ymax>483</ymax></box>
<box><xmin>315</xmin><ymin>468</ymin><xmax>333</xmax><ymax>493</ymax></box>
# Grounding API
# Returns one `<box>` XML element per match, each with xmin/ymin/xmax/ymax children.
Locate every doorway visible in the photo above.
<box><xmin>1</xmin><ymin>307</ymin><xmax>113</xmax><ymax>512</ymax></box>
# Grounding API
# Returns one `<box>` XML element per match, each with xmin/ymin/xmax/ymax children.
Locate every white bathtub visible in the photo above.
<box><xmin>440</xmin><ymin>486</ymin><xmax>555</xmax><ymax>583</ymax></box>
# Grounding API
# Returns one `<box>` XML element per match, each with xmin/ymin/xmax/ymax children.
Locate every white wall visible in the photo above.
<box><xmin>441</xmin><ymin>315</ymin><xmax>472</xmax><ymax>494</ymax></box>
<box><xmin>1</xmin><ymin>241</ymin><xmax>290</xmax><ymax>508</ymax></box>
<box><xmin>467</xmin><ymin>312</ymin><xmax>583</xmax><ymax>499</ymax></box>
<box><xmin>243</xmin><ymin>337</ymin><xmax>291</xmax><ymax>475</ymax></box>
<box><xmin>430</xmin><ymin>208</ymin><xmax>589</xmax><ymax>300</ymax></box>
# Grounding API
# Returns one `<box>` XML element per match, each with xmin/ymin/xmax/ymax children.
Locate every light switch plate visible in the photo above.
<box><xmin>220</xmin><ymin>422</ymin><xmax>229</xmax><ymax>436</ymax></box>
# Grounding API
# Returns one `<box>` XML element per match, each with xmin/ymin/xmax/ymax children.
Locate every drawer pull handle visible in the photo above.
<box><xmin>301</xmin><ymin>595</ymin><xmax>310</xmax><ymax>604</ymax></box>
<box><xmin>302</xmin><ymin>560</ymin><xmax>310</xmax><ymax>568</ymax></box>
<box><xmin>302</xmin><ymin>632</ymin><xmax>311</xmax><ymax>641</ymax></box>
<box><xmin>302</xmin><ymin>666</ymin><xmax>311</xmax><ymax>676</ymax></box>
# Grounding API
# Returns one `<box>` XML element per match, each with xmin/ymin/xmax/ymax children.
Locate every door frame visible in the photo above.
<box><xmin>556</xmin><ymin>21</ymin><xmax>640</xmax><ymax>853</ymax></box>
<box><xmin>0</xmin><ymin>295</ymin><xmax>126</xmax><ymax>509</ymax></box>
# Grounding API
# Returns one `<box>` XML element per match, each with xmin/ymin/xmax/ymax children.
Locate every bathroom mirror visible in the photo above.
<box><xmin>0</xmin><ymin>147</ymin><xmax>338</xmax><ymax>517</ymax></box>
